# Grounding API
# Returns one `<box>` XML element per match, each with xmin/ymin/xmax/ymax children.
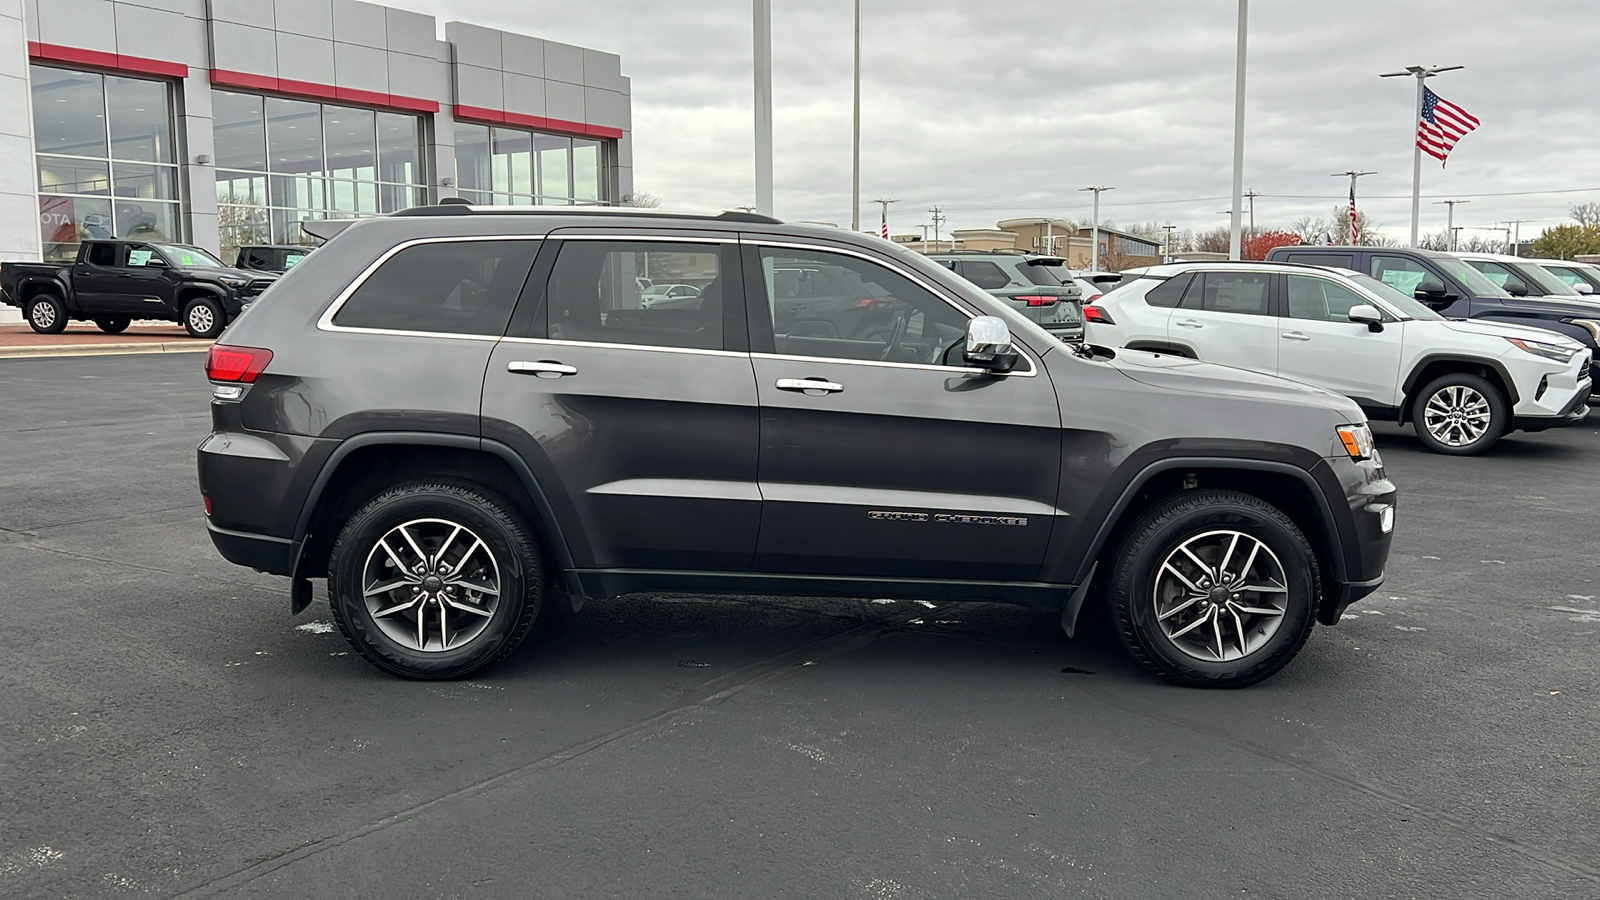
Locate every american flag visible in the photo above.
<box><xmin>1348</xmin><ymin>182</ymin><xmax>1359</xmax><ymax>245</ymax></box>
<box><xmin>880</xmin><ymin>213</ymin><xmax>889</xmax><ymax>239</ymax></box>
<box><xmin>1418</xmin><ymin>87</ymin><xmax>1479</xmax><ymax>166</ymax></box>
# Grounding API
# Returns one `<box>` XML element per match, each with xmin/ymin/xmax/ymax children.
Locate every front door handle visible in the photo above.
<box><xmin>508</xmin><ymin>360</ymin><xmax>578</xmax><ymax>378</ymax></box>
<box><xmin>776</xmin><ymin>377</ymin><xmax>844</xmax><ymax>395</ymax></box>
<box><xmin>1282</xmin><ymin>331</ymin><xmax>1311</xmax><ymax>341</ymax></box>
<box><xmin>1175</xmin><ymin>318</ymin><xmax>1203</xmax><ymax>329</ymax></box>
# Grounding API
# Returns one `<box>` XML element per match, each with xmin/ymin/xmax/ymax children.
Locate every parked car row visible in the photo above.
<box><xmin>1083</xmin><ymin>245</ymin><xmax>1597</xmax><ymax>455</ymax></box>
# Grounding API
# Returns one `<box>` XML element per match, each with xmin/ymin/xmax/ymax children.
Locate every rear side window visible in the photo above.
<box><xmin>1019</xmin><ymin>261</ymin><xmax>1066</xmax><ymax>286</ymax></box>
<box><xmin>1282</xmin><ymin>252</ymin><xmax>1354</xmax><ymax>269</ymax></box>
<box><xmin>332</xmin><ymin>239</ymin><xmax>539</xmax><ymax>336</ymax></box>
<box><xmin>545</xmin><ymin>241</ymin><xmax>725</xmax><ymax>351</ymax></box>
<box><xmin>1143</xmin><ymin>272</ymin><xmax>1193</xmax><ymax>308</ymax></box>
<box><xmin>959</xmin><ymin>260</ymin><xmax>1011</xmax><ymax>290</ymax></box>
<box><xmin>86</xmin><ymin>243</ymin><xmax>117</xmax><ymax>266</ymax></box>
<box><xmin>1186</xmin><ymin>272</ymin><xmax>1271</xmax><ymax>315</ymax></box>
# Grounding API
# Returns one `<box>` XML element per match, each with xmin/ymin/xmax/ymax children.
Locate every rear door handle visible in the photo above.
<box><xmin>508</xmin><ymin>360</ymin><xmax>578</xmax><ymax>378</ymax></box>
<box><xmin>776</xmin><ymin>377</ymin><xmax>844</xmax><ymax>395</ymax></box>
<box><xmin>1282</xmin><ymin>331</ymin><xmax>1311</xmax><ymax>341</ymax></box>
<box><xmin>1175</xmin><ymin>318</ymin><xmax>1203</xmax><ymax>329</ymax></box>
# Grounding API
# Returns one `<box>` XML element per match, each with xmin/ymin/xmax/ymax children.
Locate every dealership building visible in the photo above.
<box><xmin>0</xmin><ymin>0</ymin><xmax>634</xmax><ymax>303</ymax></box>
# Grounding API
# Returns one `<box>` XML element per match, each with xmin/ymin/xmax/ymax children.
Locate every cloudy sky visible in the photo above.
<box><xmin>398</xmin><ymin>0</ymin><xmax>1600</xmax><ymax>243</ymax></box>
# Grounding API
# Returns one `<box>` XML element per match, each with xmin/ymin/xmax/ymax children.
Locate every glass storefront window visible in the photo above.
<box><xmin>30</xmin><ymin>64</ymin><xmax>179</xmax><ymax>260</ymax></box>
<box><xmin>454</xmin><ymin>123</ymin><xmax>607</xmax><ymax>206</ymax></box>
<box><xmin>213</xmin><ymin>89</ymin><xmax>426</xmax><ymax>258</ymax></box>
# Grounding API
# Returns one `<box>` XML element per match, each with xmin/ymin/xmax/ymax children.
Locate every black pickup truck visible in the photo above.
<box><xmin>0</xmin><ymin>240</ymin><xmax>277</xmax><ymax>338</ymax></box>
<box><xmin>233</xmin><ymin>244</ymin><xmax>313</xmax><ymax>274</ymax></box>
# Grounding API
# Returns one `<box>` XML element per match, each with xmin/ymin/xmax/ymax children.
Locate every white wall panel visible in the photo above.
<box><xmin>275</xmin><ymin>30</ymin><xmax>334</xmax><ymax>84</ymax></box>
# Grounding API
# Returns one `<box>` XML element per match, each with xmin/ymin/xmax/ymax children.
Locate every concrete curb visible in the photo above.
<box><xmin>0</xmin><ymin>341</ymin><xmax>213</xmax><ymax>359</ymax></box>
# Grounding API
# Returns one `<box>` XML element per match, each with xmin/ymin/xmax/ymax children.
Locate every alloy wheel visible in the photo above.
<box><xmin>188</xmin><ymin>304</ymin><xmax>215</xmax><ymax>334</ymax></box>
<box><xmin>1152</xmin><ymin>529</ymin><xmax>1288</xmax><ymax>662</ymax></box>
<box><xmin>361</xmin><ymin>517</ymin><xmax>502</xmax><ymax>652</ymax></box>
<box><xmin>1423</xmin><ymin>385</ymin><xmax>1491</xmax><ymax>447</ymax></box>
<box><xmin>31</xmin><ymin>302</ymin><xmax>56</xmax><ymax>330</ymax></box>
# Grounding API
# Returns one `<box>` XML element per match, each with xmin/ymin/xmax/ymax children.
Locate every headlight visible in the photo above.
<box><xmin>1564</xmin><ymin>318</ymin><xmax>1600</xmax><ymax>342</ymax></box>
<box><xmin>218</xmin><ymin>276</ymin><xmax>247</xmax><ymax>286</ymax></box>
<box><xmin>1506</xmin><ymin>337</ymin><xmax>1578</xmax><ymax>363</ymax></box>
<box><xmin>1336</xmin><ymin>423</ymin><xmax>1374</xmax><ymax>460</ymax></box>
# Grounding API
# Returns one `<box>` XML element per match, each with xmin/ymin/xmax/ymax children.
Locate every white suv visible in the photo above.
<box><xmin>1085</xmin><ymin>262</ymin><xmax>1592</xmax><ymax>454</ymax></box>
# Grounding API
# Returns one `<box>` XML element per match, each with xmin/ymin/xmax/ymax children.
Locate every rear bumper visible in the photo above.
<box><xmin>206</xmin><ymin>519</ymin><xmax>297</xmax><ymax>575</ymax></box>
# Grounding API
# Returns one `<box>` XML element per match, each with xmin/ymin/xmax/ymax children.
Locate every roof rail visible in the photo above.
<box><xmin>389</xmin><ymin>203</ymin><xmax>782</xmax><ymax>225</ymax></box>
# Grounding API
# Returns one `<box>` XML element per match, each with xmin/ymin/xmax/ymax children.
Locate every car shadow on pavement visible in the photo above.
<box><xmin>1372</xmin><ymin>422</ymin><xmax>1595</xmax><ymax>460</ymax></box>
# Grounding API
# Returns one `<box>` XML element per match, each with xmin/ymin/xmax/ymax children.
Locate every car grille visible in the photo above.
<box><xmin>241</xmin><ymin>279</ymin><xmax>275</xmax><ymax>297</ymax></box>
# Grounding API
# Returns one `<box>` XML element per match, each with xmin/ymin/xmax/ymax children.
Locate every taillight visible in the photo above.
<box><xmin>1083</xmin><ymin>305</ymin><xmax>1116</xmax><ymax>325</ymax></box>
<box><xmin>1015</xmin><ymin>295</ymin><xmax>1058</xmax><ymax>307</ymax></box>
<box><xmin>205</xmin><ymin>345</ymin><xmax>273</xmax><ymax>383</ymax></box>
<box><xmin>203</xmin><ymin>495</ymin><xmax>212</xmax><ymax>516</ymax></box>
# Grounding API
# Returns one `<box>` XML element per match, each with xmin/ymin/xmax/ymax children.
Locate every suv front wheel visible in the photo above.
<box><xmin>1410</xmin><ymin>372</ymin><xmax>1507</xmax><ymax>455</ymax></box>
<box><xmin>328</xmin><ymin>481</ymin><xmax>544</xmax><ymax>679</ymax></box>
<box><xmin>1109</xmin><ymin>490</ymin><xmax>1319</xmax><ymax>688</ymax></box>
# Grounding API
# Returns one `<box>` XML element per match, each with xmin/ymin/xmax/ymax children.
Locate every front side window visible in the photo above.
<box><xmin>30</xmin><ymin>65</ymin><xmax>180</xmax><ymax>260</ymax></box>
<box><xmin>755</xmin><ymin>247</ymin><xmax>969</xmax><ymax>366</ymax></box>
<box><xmin>126</xmin><ymin>244</ymin><xmax>163</xmax><ymax>267</ymax></box>
<box><xmin>1464</xmin><ymin>259</ymin><xmax>1516</xmax><ymax>288</ymax></box>
<box><xmin>1286</xmin><ymin>275</ymin><xmax>1375</xmax><ymax>322</ymax></box>
<box><xmin>1369</xmin><ymin>255</ymin><xmax>1433</xmax><ymax>295</ymax></box>
<box><xmin>545</xmin><ymin>241</ymin><xmax>725</xmax><ymax>350</ymax></box>
<box><xmin>332</xmin><ymin>240</ymin><xmax>539</xmax><ymax>336</ymax></box>
<box><xmin>1182</xmin><ymin>272</ymin><xmax>1271</xmax><ymax>315</ymax></box>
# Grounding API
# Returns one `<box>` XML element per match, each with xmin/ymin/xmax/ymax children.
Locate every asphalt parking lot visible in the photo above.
<box><xmin>3</xmin><ymin>351</ymin><xmax>1598</xmax><ymax>899</ymax></box>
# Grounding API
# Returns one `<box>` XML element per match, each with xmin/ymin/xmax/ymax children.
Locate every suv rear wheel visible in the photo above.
<box><xmin>328</xmin><ymin>481</ymin><xmax>544</xmax><ymax>679</ymax></box>
<box><xmin>1108</xmin><ymin>490</ymin><xmax>1318</xmax><ymax>688</ymax></box>
<box><xmin>1411</xmin><ymin>372</ymin><xmax>1507</xmax><ymax>455</ymax></box>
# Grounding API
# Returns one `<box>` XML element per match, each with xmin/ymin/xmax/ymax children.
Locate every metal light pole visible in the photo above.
<box><xmin>1381</xmin><ymin>64</ymin><xmax>1463</xmax><ymax>248</ymax></box>
<box><xmin>929</xmin><ymin>206</ymin><xmax>945</xmax><ymax>250</ymax></box>
<box><xmin>849</xmin><ymin>0</ymin><xmax>860</xmax><ymax>231</ymax></box>
<box><xmin>1433</xmin><ymin>199</ymin><xmax>1469</xmax><ymax>250</ymax></box>
<box><xmin>1161</xmin><ymin>223</ymin><xmax>1177</xmax><ymax>263</ymax></box>
<box><xmin>1080</xmin><ymin>186</ymin><xmax>1113</xmax><ymax>270</ymax></box>
<box><xmin>1228</xmin><ymin>0</ymin><xmax>1248</xmax><ymax>261</ymax></box>
<box><xmin>873</xmin><ymin>197</ymin><xmax>896</xmax><ymax>238</ymax></box>
<box><xmin>753</xmin><ymin>0</ymin><xmax>774</xmax><ymax>216</ymax></box>
<box><xmin>1333</xmin><ymin>171</ymin><xmax>1376</xmax><ymax>244</ymax></box>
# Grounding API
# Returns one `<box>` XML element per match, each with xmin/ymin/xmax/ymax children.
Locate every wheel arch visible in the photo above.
<box><xmin>1399</xmin><ymin>354</ymin><xmax>1518</xmax><ymax>425</ymax></box>
<box><xmin>177</xmin><ymin>284</ymin><xmax>228</xmax><ymax>310</ymax></box>
<box><xmin>291</xmin><ymin>433</ymin><xmax>579</xmax><ymax>596</ymax></box>
<box><xmin>1065</xmin><ymin>457</ymin><xmax>1351</xmax><ymax>631</ymax></box>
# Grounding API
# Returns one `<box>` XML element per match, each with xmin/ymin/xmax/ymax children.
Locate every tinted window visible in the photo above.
<box><xmin>1143</xmin><ymin>273</ymin><xmax>1192</xmax><ymax>308</ymax></box>
<box><xmin>1283</xmin><ymin>252</ymin><xmax>1354</xmax><ymax>270</ymax></box>
<box><xmin>334</xmin><ymin>240</ymin><xmax>538</xmax><ymax>335</ymax></box>
<box><xmin>1464</xmin><ymin>260</ymin><xmax>1516</xmax><ymax>288</ymax></box>
<box><xmin>960</xmin><ymin>260</ymin><xmax>1011</xmax><ymax>290</ymax></box>
<box><xmin>755</xmin><ymin>247</ymin><xmax>969</xmax><ymax>365</ymax></box>
<box><xmin>1286</xmin><ymin>275</ymin><xmax>1373</xmax><ymax>322</ymax></box>
<box><xmin>1185</xmin><ymin>272</ymin><xmax>1270</xmax><ymax>315</ymax></box>
<box><xmin>1369</xmin><ymin>255</ymin><xmax>1433</xmax><ymax>295</ymax></box>
<box><xmin>546</xmin><ymin>241</ymin><xmax>724</xmax><ymax>350</ymax></box>
<box><xmin>1019</xmin><ymin>261</ymin><xmax>1067</xmax><ymax>286</ymax></box>
<box><xmin>85</xmin><ymin>243</ymin><xmax>117</xmax><ymax>266</ymax></box>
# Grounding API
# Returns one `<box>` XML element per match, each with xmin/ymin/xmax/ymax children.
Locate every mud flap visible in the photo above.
<box><xmin>288</xmin><ymin>536</ymin><xmax>313</xmax><ymax>614</ymax></box>
<box><xmin>1059</xmin><ymin>561</ymin><xmax>1097</xmax><ymax>639</ymax></box>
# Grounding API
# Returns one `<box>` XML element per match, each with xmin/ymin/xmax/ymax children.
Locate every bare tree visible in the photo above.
<box><xmin>1191</xmin><ymin>226</ymin><xmax>1231</xmax><ymax>254</ymax></box>
<box><xmin>1571</xmin><ymin>202</ymin><xmax>1600</xmax><ymax>228</ymax></box>
<box><xmin>626</xmin><ymin>190</ymin><xmax>663</xmax><ymax>209</ymax></box>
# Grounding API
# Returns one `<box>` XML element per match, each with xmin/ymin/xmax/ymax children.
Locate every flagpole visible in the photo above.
<box><xmin>1228</xmin><ymin>0</ymin><xmax>1248</xmax><ymax>261</ymax></box>
<box><xmin>1382</xmin><ymin>64</ymin><xmax>1463</xmax><ymax>248</ymax></box>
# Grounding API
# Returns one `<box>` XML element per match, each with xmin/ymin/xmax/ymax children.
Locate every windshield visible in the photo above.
<box><xmin>161</xmin><ymin>245</ymin><xmax>227</xmax><ymax>268</ymax></box>
<box><xmin>1434</xmin><ymin>256</ymin><xmax>1511</xmax><ymax>298</ymax></box>
<box><xmin>283</xmin><ymin>252</ymin><xmax>307</xmax><ymax>269</ymax></box>
<box><xmin>1348</xmin><ymin>273</ymin><xmax>1443</xmax><ymax>320</ymax></box>
<box><xmin>890</xmin><ymin>245</ymin><xmax>1060</xmax><ymax>350</ymax></box>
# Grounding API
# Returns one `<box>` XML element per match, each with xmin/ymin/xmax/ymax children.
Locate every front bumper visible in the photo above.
<box><xmin>1515</xmin><ymin>378</ymin><xmax>1591</xmax><ymax>431</ymax></box>
<box><xmin>1315</xmin><ymin>454</ymin><xmax>1397</xmax><ymax>625</ymax></box>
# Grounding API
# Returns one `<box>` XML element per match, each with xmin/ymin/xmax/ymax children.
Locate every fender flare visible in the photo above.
<box><xmin>1400</xmin><ymin>353</ymin><xmax>1521</xmax><ymax>421</ymax></box>
<box><xmin>176</xmin><ymin>283</ymin><xmax>232</xmax><ymax>315</ymax></box>
<box><xmin>1057</xmin><ymin>456</ymin><xmax>1352</xmax><ymax>636</ymax></box>
<box><xmin>17</xmin><ymin>275</ymin><xmax>76</xmax><ymax>315</ymax></box>
<box><xmin>289</xmin><ymin>432</ymin><xmax>580</xmax><ymax>595</ymax></box>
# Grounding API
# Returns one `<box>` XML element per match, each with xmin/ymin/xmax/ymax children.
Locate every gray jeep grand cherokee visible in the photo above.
<box><xmin>198</xmin><ymin>205</ymin><xmax>1395</xmax><ymax>688</ymax></box>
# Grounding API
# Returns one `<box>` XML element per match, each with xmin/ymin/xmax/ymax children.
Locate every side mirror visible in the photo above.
<box><xmin>1576</xmin><ymin>282</ymin><xmax>1595</xmax><ymax>295</ymax></box>
<box><xmin>1347</xmin><ymin>304</ymin><xmax>1384</xmax><ymax>332</ymax></box>
<box><xmin>964</xmin><ymin>315</ymin><xmax>1019</xmax><ymax>373</ymax></box>
<box><xmin>1502</xmin><ymin>276</ymin><xmax>1529</xmax><ymax>297</ymax></box>
<box><xmin>1414</xmin><ymin>278</ymin><xmax>1446</xmax><ymax>297</ymax></box>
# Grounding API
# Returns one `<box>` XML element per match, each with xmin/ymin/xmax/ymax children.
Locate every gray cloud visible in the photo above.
<box><xmin>400</xmin><ymin>0</ymin><xmax>1600</xmax><ymax>242</ymax></box>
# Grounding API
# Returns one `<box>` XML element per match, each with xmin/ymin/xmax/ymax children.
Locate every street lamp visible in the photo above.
<box><xmin>1228</xmin><ymin>0</ymin><xmax>1249</xmax><ymax>261</ymax></box>
<box><xmin>1433</xmin><ymin>199</ymin><xmax>1470</xmax><ymax>251</ymax></box>
<box><xmin>1079</xmin><ymin>186</ymin><xmax>1114</xmax><ymax>270</ymax></box>
<box><xmin>752</xmin><ymin>0</ymin><xmax>774</xmax><ymax>216</ymax></box>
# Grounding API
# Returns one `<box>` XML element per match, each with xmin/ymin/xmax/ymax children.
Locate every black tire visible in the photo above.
<box><xmin>182</xmin><ymin>297</ymin><xmax>227</xmax><ymax>339</ymax></box>
<box><xmin>95</xmin><ymin>317</ymin><xmax>131</xmax><ymax>334</ymax></box>
<box><xmin>1410</xmin><ymin>372</ymin><xmax>1507</xmax><ymax>456</ymax></box>
<box><xmin>1108</xmin><ymin>490</ymin><xmax>1319</xmax><ymax>688</ymax></box>
<box><xmin>25</xmin><ymin>294</ymin><xmax>68</xmax><ymax>334</ymax></box>
<box><xmin>328</xmin><ymin>481</ymin><xmax>544</xmax><ymax>679</ymax></box>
